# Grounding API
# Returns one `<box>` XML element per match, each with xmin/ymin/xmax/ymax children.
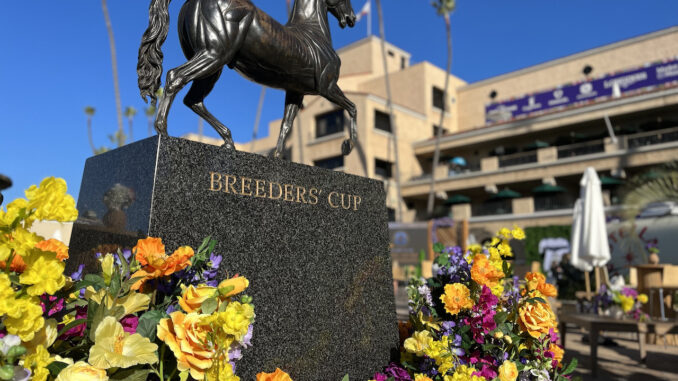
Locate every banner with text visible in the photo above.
<box><xmin>485</xmin><ymin>58</ymin><xmax>678</xmax><ymax>124</ymax></box>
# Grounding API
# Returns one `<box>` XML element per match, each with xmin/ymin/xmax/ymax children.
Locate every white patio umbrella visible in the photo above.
<box><xmin>570</xmin><ymin>167</ymin><xmax>611</xmax><ymax>292</ymax></box>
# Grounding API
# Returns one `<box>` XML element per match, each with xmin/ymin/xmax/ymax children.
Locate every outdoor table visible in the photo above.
<box><xmin>558</xmin><ymin>313</ymin><xmax>678</xmax><ymax>378</ymax></box>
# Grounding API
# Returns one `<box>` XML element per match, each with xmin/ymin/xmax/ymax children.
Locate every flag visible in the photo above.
<box><xmin>355</xmin><ymin>0</ymin><xmax>371</xmax><ymax>22</ymax></box>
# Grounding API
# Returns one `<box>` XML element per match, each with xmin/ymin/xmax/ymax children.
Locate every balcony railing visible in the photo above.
<box><xmin>472</xmin><ymin>200</ymin><xmax>513</xmax><ymax>216</ymax></box>
<box><xmin>626</xmin><ymin>126</ymin><xmax>678</xmax><ymax>149</ymax></box>
<box><xmin>497</xmin><ymin>151</ymin><xmax>537</xmax><ymax>168</ymax></box>
<box><xmin>557</xmin><ymin>140</ymin><xmax>605</xmax><ymax>159</ymax></box>
<box><xmin>534</xmin><ymin>196</ymin><xmax>574</xmax><ymax>212</ymax></box>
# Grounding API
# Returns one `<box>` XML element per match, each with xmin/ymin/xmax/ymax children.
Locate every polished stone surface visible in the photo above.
<box><xmin>69</xmin><ymin>135</ymin><xmax>398</xmax><ymax>380</ymax></box>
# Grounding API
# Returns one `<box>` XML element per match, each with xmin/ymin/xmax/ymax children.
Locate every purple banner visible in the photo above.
<box><xmin>485</xmin><ymin>58</ymin><xmax>678</xmax><ymax>124</ymax></box>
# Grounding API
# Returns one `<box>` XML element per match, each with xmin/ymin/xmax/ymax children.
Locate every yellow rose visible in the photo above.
<box><xmin>19</xmin><ymin>248</ymin><xmax>66</xmax><ymax>296</ymax></box>
<box><xmin>56</xmin><ymin>361</ymin><xmax>109</xmax><ymax>381</ymax></box>
<box><xmin>518</xmin><ymin>302</ymin><xmax>557</xmax><ymax>338</ymax></box>
<box><xmin>157</xmin><ymin>311</ymin><xmax>213</xmax><ymax>380</ymax></box>
<box><xmin>415</xmin><ymin>374</ymin><xmax>434</xmax><ymax>381</ymax></box>
<box><xmin>549</xmin><ymin>343</ymin><xmax>564</xmax><ymax>365</ymax></box>
<box><xmin>638</xmin><ymin>294</ymin><xmax>648</xmax><ymax>304</ymax></box>
<box><xmin>498</xmin><ymin>360</ymin><xmax>518</xmax><ymax>381</ymax></box>
<box><xmin>178</xmin><ymin>284</ymin><xmax>217</xmax><ymax>313</ymax></box>
<box><xmin>620</xmin><ymin>295</ymin><xmax>635</xmax><ymax>312</ymax></box>
<box><xmin>256</xmin><ymin>368</ymin><xmax>293</xmax><ymax>381</ymax></box>
<box><xmin>218</xmin><ymin>276</ymin><xmax>249</xmax><ymax>298</ymax></box>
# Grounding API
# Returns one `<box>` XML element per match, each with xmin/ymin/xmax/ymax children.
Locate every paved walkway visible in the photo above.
<box><xmin>563</xmin><ymin>328</ymin><xmax>678</xmax><ymax>380</ymax></box>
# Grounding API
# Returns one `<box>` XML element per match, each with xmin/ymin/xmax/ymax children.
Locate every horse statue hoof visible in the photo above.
<box><xmin>221</xmin><ymin>142</ymin><xmax>235</xmax><ymax>150</ymax></box>
<box><xmin>341</xmin><ymin>139</ymin><xmax>353</xmax><ymax>156</ymax></box>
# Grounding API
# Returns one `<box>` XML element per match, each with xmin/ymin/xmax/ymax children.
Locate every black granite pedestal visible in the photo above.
<box><xmin>68</xmin><ymin>135</ymin><xmax>398</xmax><ymax>380</ymax></box>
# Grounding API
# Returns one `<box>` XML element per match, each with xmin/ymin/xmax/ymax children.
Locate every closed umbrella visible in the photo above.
<box><xmin>571</xmin><ymin>167</ymin><xmax>611</xmax><ymax>295</ymax></box>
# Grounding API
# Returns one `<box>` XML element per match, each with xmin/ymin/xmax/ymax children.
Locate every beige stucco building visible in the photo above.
<box><xmin>187</xmin><ymin>27</ymin><xmax>678</xmax><ymax>238</ymax></box>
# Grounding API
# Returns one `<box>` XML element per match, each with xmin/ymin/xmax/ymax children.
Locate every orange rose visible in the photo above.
<box><xmin>35</xmin><ymin>239</ymin><xmax>69</xmax><ymax>261</ymax></box>
<box><xmin>157</xmin><ymin>311</ymin><xmax>213</xmax><ymax>380</ymax></box>
<box><xmin>218</xmin><ymin>276</ymin><xmax>249</xmax><ymax>298</ymax></box>
<box><xmin>518</xmin><ymin>302</ymin><xmax>557</xmax><ymax>338</ymax></box>
<box><xmin>471</xmin><ymin>254</ymin><xmax>504</xmax><ymax>288</ymax></box>
<box><xmin>525</xmin><ymin>272</ymin><xmax>557</xmax><ymax>298</ymax></box>
<box><xmin>256</xmin><ymin>368</ymin><xmax>293</xmax><ymax>381</ymax></box>
<box><xmin>178</xmin><ymin>285</ymin><xmax>217</xmax><ymax>313</ymax></box>
<box><xmin>548</xmin><ymin>343</ymin><xmax>564</xmax><ymax>365</ymax></box>
<box><xmin>440</xmin><ymin>283</ymin><xmax>473</xmax><ymax>316</ymax></box>
<box><xmin>130</xmin><ymin>238</ymin><xmax>194</xmax><ymax>290</ymax></box>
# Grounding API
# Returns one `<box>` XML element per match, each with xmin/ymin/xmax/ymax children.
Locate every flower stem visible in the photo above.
<box><xmin>159</xmin><ymin>342</ymin><xmax>165</xmax><ymax>379</ymax></box>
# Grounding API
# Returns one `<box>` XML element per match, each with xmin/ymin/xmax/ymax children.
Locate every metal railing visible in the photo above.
<box><xmin>472</xmin><ymin>200</ymin><xmax>513</xmax><ymax>216</ymax></box>
<box><xmin>626</xmin><ymin>126</ymin><xmax>678</xmax><ymax>149</ymax></box>
<box><xmin>557</xmin><ymin>140</ymin><xmax>605</xmax><ymax>159</ymax></box>
<box><xmin>497</xmin><ymin>151</ymin><xmax>537</xmax><ymax>168</ymax></box>
<box><xmin>534</xmin><ymin>196</ymin><xmax>574</xmax><ymax>211</ymax></box>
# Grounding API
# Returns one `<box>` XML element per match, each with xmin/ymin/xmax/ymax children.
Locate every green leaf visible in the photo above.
<box><xmin>109</xmin><ymin>368</ymin><xmax>150</xmax><ymax>381</ymax></box>
<box><xmin>341</xmin><ymin>374</ymin><xmax>350</xmax><ymax>381</ymax></box>
<box><xmin>77</xmin><ymin>274</ymin><xmax>106</xmax><ymax>291</ymax></box>
<box><xmin>57</xmin><ymin>319</ymin><xmax>87</xmax><ymax>338</ymax></box>
<box><xmin>109</xmin><ymin>268</ymin><xmax>122</xmax><ymax>299</ymax></box>
<box><xmin>88</xmin><ymin>300</ymin><xmax>106</xmax><ymax>342</ymax></box>
<box><xmin>179</xmin><ymin>370</ymin><xmax>190</xmax><ymax>381</ymax></box>
<box><xmin>433</xmin><ymin>242</ymin><xmax>444</xmax><ymax>254</ymax></box>
<box><xmin>117</xmin><ymin>248</ymin><xmax>130</xmax><ymax>278</ymax></box>
<box><xmin>218</xmin><ymin>285</ymin><xmax>235</xmax><ymax>297</ymax></box>
<box><xmin>494</xmin><ymin>311</ymin><xmax>508</xmax><ymax>324</ymax></box>
<box><xmin>561</xmin><ymin>357</ymin><xmax>578</xmax><ymax>375</ymax></box>
<box><xmin>201</xmin><ymin>297</ymin><xmax>218</xmax><ymax>315</ymax></box>
<box><xmin>137</xmin><ymin>310</ymin><xmax>166</xmax><ymax>341</ymax></box>
<box><xmin>47</xmin><ymin>361</ymin><xmax>69</xmax><ymax>377</ymax></box>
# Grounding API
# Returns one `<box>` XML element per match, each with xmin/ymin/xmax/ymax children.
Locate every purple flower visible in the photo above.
<box><xmin>60</xmin><ymin>306</ymin><xmax>88</xmax><ymax>339</ymax></box>
<box><xmin>70</xmin><ymin>264</ymin><xmax>85</xmax><ymax>281</ymax></box>
<box><xmin>383</xmin><ymin>362</ymin><xmax>411</xmax><ymax>381</ymax></box>
<box><xmin>121</xmin><ymin>315</ymin><xmax>139</xmax><ymax>334</ymax></box>
<box><xmin>473</xmin><ymin>364</ymin><xmax>498</xmax><ymax>380</ymax></box>
<box><xmin>621</xmin><ymin>287</ymin><xmax>638</xmax><ymax>298</ymax></box>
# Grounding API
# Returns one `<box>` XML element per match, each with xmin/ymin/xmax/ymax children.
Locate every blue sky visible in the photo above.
<box><xmin>1</xmin><ymin>0</ymin><xmax>677</xmax><ymax>204</ymax></box>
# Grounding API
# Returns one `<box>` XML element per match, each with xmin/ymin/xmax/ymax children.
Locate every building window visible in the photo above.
<box><xmin>387</xmin><ymin>207</ymin><xmax>396</xmax><ymax>222</ymax></box>
<box><xmin>401</xmin><ymin>57</ymin><xmax>407</xmax><ymax>69</ymax></box>
<box><xmin>432</xmin><ymin>87</ymin><xmax>445</xmax><ymax>110</ymax></box>
<box><xmin>387</xmin><ymin>50</ymin><xmax>395</xmax><ymax>57</ymax></box>
<box><xmin>314</xmin><ymin>155</ymin><xmax>344</xmax><ymax>170</ymax></box>
<box><xmin>374</xmin><ymin>158</ymin><xmax>393</xmax><ymax>178</ymax></box>
<box><xmin>375</xmin><ymin>110</ymin><xmax>392</xmax><ymax>133</ymax></box>
<box><xmin>433</xmin><ymin>125</ymin><xmax>448</xmax><ymax>137</ymax></box>
<box><xmin>315</xmin><ymin>109</ymin><xmax>344</xmax><ymax>138</ymax></box>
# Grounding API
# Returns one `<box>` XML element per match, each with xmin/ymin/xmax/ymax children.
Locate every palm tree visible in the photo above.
<box><xmin>623</xmin><ymin>162</ymin><xmax>678</xmax><ymax>219</ymax></box>
<box><xmin>101</xmin><ymin>0</ymin><xmax>124</xmax><ymax>147</ymax></box>
<box><xmin>124</xmin><ymin>106</ymin><xmax>137</xmax><ymax>142</ymax></box>
<box><xmin>144</xmin><ymin>105</ymin><xmax>156</xmax><ymax>137</ymax></box>
<box><xmin>426</xmin><ymin>0</ymin><xmax>456</xmax><ymax>217</ymax></box>
<box><xmin>375</xmin><ymin>0</ymin><xmax>403</xmax><ymax>221</ymax></box>
<box><xmin>85</xmin><ymin>106</ymin><xmax>97</xmax><ymax>154</ymax></box>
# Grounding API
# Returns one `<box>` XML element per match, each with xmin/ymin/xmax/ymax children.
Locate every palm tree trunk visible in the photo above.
<box><xmin>426</xmin><ymin>13</ymin><xmax>452</xmax><ymax>216</ymax></box>
<box><xmin>87</xmin><ymin>116</ymin><xmax>96</xmax><ymax>154</ymax></box>
<box><xmin>101</xmin><ymin>0</ymin><xmax>124</xmax><ymax>147</ymax></box>
<box><xmin>127</xmin><ymin>117</ymin><xmax>134</xmax><ymax>142</ymax></box>
<box><xmin>250</xmin><ymin>87</ymin><xmax>266</xmax><ymax>153</ymax></box>
<box><xmin>375</xmin><ymin>0</ymin><xmax>403</xmax><ymax>222</ymax></box>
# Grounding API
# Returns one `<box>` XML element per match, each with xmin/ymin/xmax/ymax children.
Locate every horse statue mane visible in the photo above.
<box><xmin>137</xmin><ymin>0</ymin><xmax>357</xmax><ymax>158</ymax></box>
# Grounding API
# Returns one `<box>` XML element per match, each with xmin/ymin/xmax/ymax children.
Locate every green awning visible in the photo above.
<box><xmin>600</xmin><ymin>176</ymin><xmax>625</xmax><ymax>186</ymax></box>
<box><xmin>490</xmin><ymin>188</ymin><xmax>522</xmax><ymax>199</ymax></box>
<box><xmin>532</xmin><ymin>184</ymin><xmax>566</xmax><ymax>193</ymax></box>
<box><xmin>445</xmin><ymin>194</ymin><xmax>471</xmax><ymax>205</ymax></box>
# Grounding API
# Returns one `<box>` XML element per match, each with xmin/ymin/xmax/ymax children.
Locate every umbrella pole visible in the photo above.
<box><xmin>585</xmin><ymin>271</ymin><xmax>592</xmax><ymax>300</ymax></box>
<box><xmin>594</xmin><ymin>267</ymin><xmax>602</xmax><ymax>294</ymax></box>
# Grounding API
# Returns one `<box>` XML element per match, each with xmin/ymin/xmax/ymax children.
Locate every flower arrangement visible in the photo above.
<box><xmin>0</xmin><ymin>177</ymin><xmax>297</xmax><ymax>381</ymax></box>
<box><xmin>592</xmin><ymin>285</ymin><xmax>648</xmax><ymax>320</ymax></box>
<box><xmin>385</xmin><ymin>227</ymin><xmax>577</xmax><ymax>381</ymax></box>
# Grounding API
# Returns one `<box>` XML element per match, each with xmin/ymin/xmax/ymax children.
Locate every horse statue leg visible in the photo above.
<box><xmin>182</xmin><ymin>69</ymin><xmax>236</xmax><ymax>149</ymax></box>
<box><xmin>323</xmin><ymin>83</ymin><xmax>357</xmax><ymax>156</ymax></box>
<box><xmin>273</xmin><ymin>92</ymin><xmax>304</xmax><ymax>159</ymax></box>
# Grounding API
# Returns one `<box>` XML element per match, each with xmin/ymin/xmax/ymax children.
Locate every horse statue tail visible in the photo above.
<box><xmin>137</xmin><ymin>0</ymin><xmax>172</xmax><ymax>107</ymax></box>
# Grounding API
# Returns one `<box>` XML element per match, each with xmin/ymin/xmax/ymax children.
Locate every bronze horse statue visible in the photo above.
<box><xmin>137</xmin><ymin>0</ymin><xmax>357</xmax><ymax>158</ymax></box>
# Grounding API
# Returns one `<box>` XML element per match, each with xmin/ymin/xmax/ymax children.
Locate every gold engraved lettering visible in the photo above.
<box><xmin>284</xmin><ymin>184</ymin><xmax>295</xmax><ymax>202</ymax></box>
<box><xmin>255</xmin><ymin>179</ymin><xmax>266</xmax><ymax>198</ymax></box>
<box><xmin>209</xmin><ymin>172</ymin><xmax>222</xmax><ymax>192</ymax></box>
<box><xmin>241</xmin><ymin>177</ymin><xmax>253</xmax><ymax>196</ymax></box>
<box><xmin>296</xmin><ymin>186</ymin><xmax>308</xmax><ymax>203</ymax></box>
<box><xmin>341</xmin><ymin>193</ymin><xmax>352</xmax><ymax>210</ymax></box>
<box><xmin>353</xmin><ymin>195</ymin><xmax>362</xmax><ymax>211</ymax></box>
<box><xmin>308</xmin><ymin>188</ymin><xmax>320</xmax><ymax>205</ymax></box>
<box><xmin>328</xmin><ymin>191</ymin><xmax>340</xmax><ymax>208</ymax></box>
<box><xmin>269</xmin><ymin>182</ymin><xmax>282</xmax><ymax>200</ymax></box>
<box><xmin>224</xmin><ymin>174</ymin><xmax>238</xmax><ymax>194</ymax></box>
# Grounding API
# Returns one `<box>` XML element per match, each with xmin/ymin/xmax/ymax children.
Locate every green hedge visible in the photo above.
<box><xmin>524</xmin><ymin>225</ymin><xmax>571</xmax><ymax>266</ymax></box>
